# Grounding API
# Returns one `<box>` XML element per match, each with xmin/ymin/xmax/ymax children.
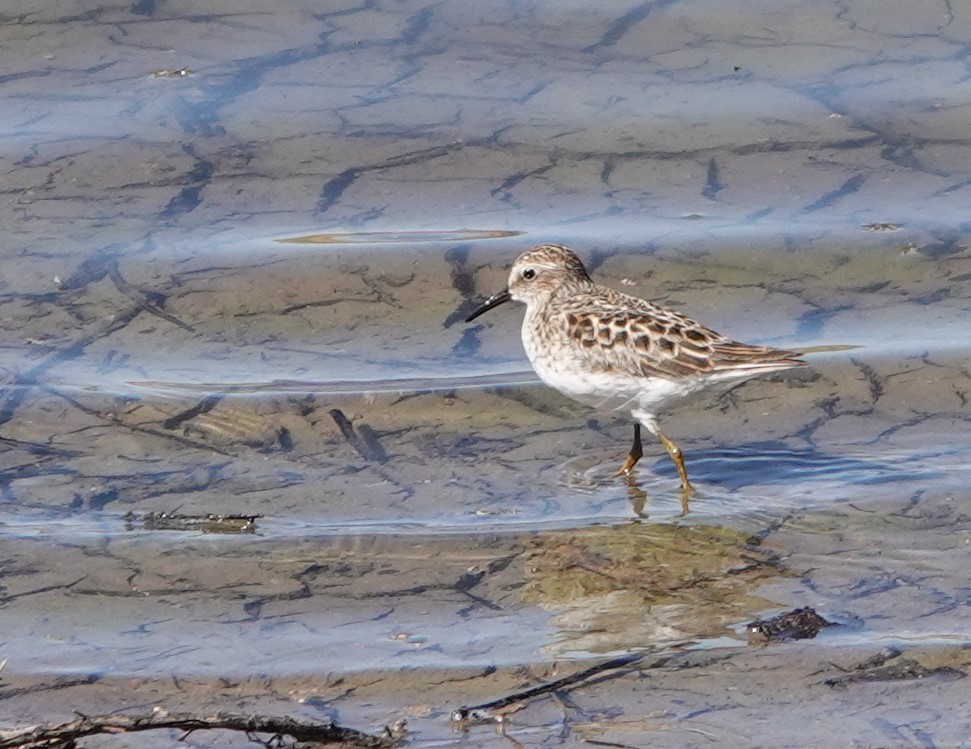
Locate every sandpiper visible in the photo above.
<box><xmin>465</xmin><ymin>244</ymin><xmax>805</xmax><ymax>494</ymax></box>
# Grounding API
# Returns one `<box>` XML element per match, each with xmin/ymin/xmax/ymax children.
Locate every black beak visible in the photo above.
<box><xmin>465</xmin><ymin>289</ymin><xmax>511</xmax><ymax>322</ymax></box>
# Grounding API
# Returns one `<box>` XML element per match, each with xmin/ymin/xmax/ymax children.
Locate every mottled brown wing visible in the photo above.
<box><xmin>562</xmin><ymin>303</ymin><xmax>726</xmax><ymax>379</ymax></box>
<box><xmin>561</xmin><ymin>289</ymin><xmax>802</xmax><ymax>380</ymax></box>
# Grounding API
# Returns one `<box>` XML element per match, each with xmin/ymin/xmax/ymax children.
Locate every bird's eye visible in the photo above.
<box><xmin>522</xmin><ymin>268</ymin><xmax>537</xmax><ymax>280</ymax></box>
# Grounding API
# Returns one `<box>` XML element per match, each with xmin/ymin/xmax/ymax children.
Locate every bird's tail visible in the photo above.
<box><xmin>709</xmin><ymin>341</ymin><xmax>806</xmax><ymax>376</ymax></box>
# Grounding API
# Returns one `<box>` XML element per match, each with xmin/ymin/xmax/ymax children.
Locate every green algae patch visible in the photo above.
<box><xmin>522</xmin><ymin>523</ymin><xmax>786</xmax><ymax>652</ymax></box>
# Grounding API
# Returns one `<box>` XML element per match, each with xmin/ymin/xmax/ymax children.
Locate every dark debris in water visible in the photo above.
<box><xmin>0</xmin><ymin>709</ymin><xmax>394</xmax><ymax>749</ymax></box>
<box><xmin>825</xmin><ymin>647</ymin><xmax>966</xmax><ymax>689</ymax></box>
<box><xmin>149</xmin><ymin>67</ymin><xmax>193</xmax><ymax>78</ymax></box>
<box><xmin>329</xmin><ymin>408</ymin><xmax>388</xmax><ymax>463</ymax></box>
<box><xmin>450</xmin><ymin>653</ymin><xmax>643</xmax><ymax>726</ymax></box>
<box><xmin>123</xmin><ymin>511</ymin><xmax>261</xmax><ymax>534</ymax></box>
<box><xmin>747</xmin><ymin>606</ymin><xmax>835</xmax><ymax>644</ymax></box>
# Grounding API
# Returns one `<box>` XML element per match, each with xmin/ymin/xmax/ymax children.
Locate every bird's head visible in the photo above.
<box><xmin>465</xmin><ymin>244</ymin><xmax>591</xmax><ymax>321</ymax></box>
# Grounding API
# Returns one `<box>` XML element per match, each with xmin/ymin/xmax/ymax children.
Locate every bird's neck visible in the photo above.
<box><xmin>548</xmin><ymin>278</ymin><xmax>595</xmax><ymax>308</ymax></box>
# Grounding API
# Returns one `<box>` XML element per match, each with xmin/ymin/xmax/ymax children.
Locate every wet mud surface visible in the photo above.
<box><xmin>3</xmin><ymin>1</ymin><xmax>971</xmax><ymax>747</ymax></box>
<box><xmin>3</xmin><ymin>490</ymin><xmax>970</xmax><ymax>747</ymax></box>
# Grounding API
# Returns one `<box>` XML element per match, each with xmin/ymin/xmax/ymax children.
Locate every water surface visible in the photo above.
<box><xmin>2</xmin><ymin>2</ymin><xmax>971</xmax><ymax>747</ymax></box>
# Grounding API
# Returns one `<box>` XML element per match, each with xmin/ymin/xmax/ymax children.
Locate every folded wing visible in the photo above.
<box><xmin>561</xmin><ymin>292</ymin><xmax>804</xmax><ymax>381</ymax></box>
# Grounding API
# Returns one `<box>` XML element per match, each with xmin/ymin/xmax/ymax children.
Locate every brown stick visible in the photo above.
<box><xmin>0</xmin><ymin>710</ymin><xmax>395</xmax><ymax>749</ymax></box>
<box><xmin>451</xmin><ymin>653</ymin><xmax>643</xmax><ymax>725</ymax></box>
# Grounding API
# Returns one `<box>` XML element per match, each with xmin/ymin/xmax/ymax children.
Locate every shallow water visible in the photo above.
<box><xmin>2</xmin><ymin>2</ymin><xmax>971</xmax><ymax>747</ymax></box>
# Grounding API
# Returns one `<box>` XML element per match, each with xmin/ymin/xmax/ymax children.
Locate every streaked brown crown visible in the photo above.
<box><xmin>508</xmin><ymin>244</ymin><xmax>593</xmax><ymax>305</ymax></box>
<box><xmin>516</xmin><ymin>244</ymin><xmax>591</xmax><ymax>278</ymax></box>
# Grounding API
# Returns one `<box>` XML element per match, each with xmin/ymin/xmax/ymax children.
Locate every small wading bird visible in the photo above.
<box><xmin>465</xmin><ymin>244</ymin><xmax>805</xmax><ymax>497</ymax></box>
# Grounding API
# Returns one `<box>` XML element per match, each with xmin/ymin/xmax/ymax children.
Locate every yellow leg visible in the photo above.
<box><xmin>656</xmin><ymin>431</ymin><xmax>693</xmax><ymax>493</ymax></box>
<box><xmin>618</xmin><ymin>423</ymin><xmax>643</xmax><ymax>476</ymax></box>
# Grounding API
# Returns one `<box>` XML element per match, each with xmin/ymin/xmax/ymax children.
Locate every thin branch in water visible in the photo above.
<box><xmin>0</xmin><ymin>709</ymin><xmax>399</xmax><ymax>749</ymax></box>
<box><xmin>451</xmin><ymin>653</ymin><xmax>644</xmax><ymax>725</ymax></box>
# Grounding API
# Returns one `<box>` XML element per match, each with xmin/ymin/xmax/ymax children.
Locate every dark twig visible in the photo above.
<box><xmin>0</xmin><ymin>710</ymin><xmax>395</xmax><ymax>749</ymax></box>
<box><xmin>0</xmin><ymin>305</ymin><xmax>144</xmax><ymax>428</ymax></box>
<box><xmin>40</xmin><ymin>385</ymin><xmax>235</xmax><ymax>457</ymax></box>
<box><xmin>0</xmin><ymin>577</ymin><xmax>87</xmax><ymax>606</ymax></box>
<box><xmin>105</xmin><ymin>259</ymin><xmax>196</xmax><ymax>332</ymax></box>
<box><xmin>450</xmin><ymin>653</ymin><xmax>644</xmax><ymax>725</ymax></box>
<box><xmin>161</xmin><ymin>394</ymin><xmax>224</xmax><ymax>429</ymax></box>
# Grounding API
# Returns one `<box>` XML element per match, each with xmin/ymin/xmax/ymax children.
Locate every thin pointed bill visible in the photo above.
<box><xmin>465</xmin><ymin>289</ymin><xmax>511</xmax><ymax>322</ymax></box>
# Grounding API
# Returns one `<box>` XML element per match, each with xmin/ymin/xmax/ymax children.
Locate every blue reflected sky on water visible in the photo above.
<box><xmin>3</xmin><ymin>1</ymin><xmax>971</xmax><ymax>254</ymax></box>
<box><xmin>1</xmin><ymin>10</ymin><xmax>971</xmax><ymax>734</ymax></box>
<box><xmin>2</xmin><ymin>1</ymin><xmax>970</xmax><ymax>487</ymax></box>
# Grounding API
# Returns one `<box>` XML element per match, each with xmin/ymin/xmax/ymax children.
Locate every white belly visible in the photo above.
<box><xmin>537</xmin><ymin>362</ymin><xmax>694</xmax><ymax>414</ymax></box>
<box><xmin>522</xmin><ymin>318</ymin><xmax>699</xmax><ymax>416</ymax></box>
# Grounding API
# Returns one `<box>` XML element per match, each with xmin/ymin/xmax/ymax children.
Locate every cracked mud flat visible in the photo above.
<box><xmin>2</xmin><ymin>1</ymin><xmax>971</xmax><ymax>747</ymax></box>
